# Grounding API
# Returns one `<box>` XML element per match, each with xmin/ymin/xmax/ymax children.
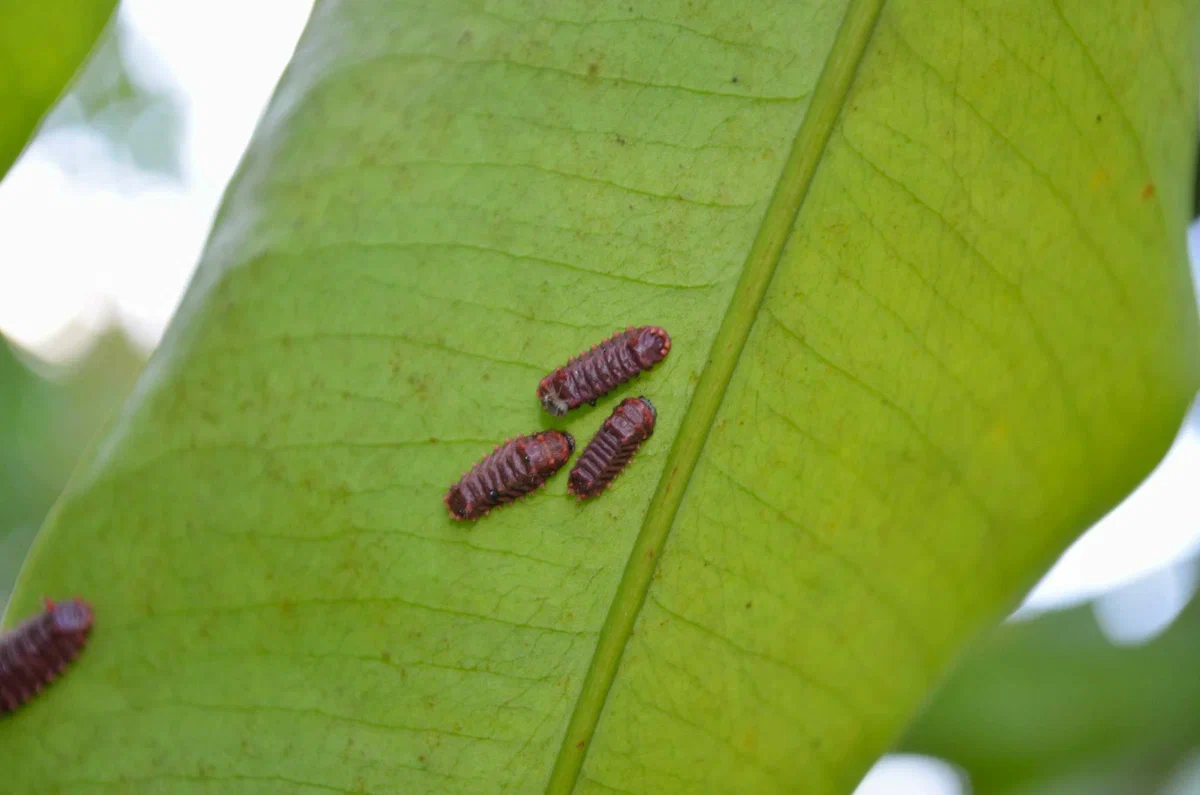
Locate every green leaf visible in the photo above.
<box><xmin>3</xmin><ymin>1</ymin><xmax>1197</xmax><ymax>792</ymax></box>
<box><xmin>0</xmin><ymin>0</ymin><xmax>118</xmax><ymax>178</ymax></box>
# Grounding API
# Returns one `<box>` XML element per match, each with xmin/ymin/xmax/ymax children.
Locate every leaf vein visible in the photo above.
<box><xmin>543</xmin><ymin>2</ymin><xmax>888</xmax><ymax>791</ymax></box>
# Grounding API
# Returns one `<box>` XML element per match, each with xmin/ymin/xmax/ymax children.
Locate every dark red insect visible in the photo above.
<box><xmin>0</xmin><ymin>597</ymin><xmax>94</xmax><ymax>715</ymax></box>
<box><xmin>537</xmin><ymin>326</ymin><xmax>671</xmax><ymax>416</ymax></box>
<box><xmin>445</xmin><ymin>430</ymin><xmax>575</xmax><ymax>520</ymax></box>
<box><xmin>568</xmin><ymin>396</ymin><xmax>657</xmax><ymax>500</ymax></box>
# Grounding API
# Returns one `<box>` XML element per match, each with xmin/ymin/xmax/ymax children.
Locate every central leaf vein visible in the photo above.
<box><xmin>543</xmin><ymin>1</ymin><xmax>887</xmax><ymax>791</ymax></box>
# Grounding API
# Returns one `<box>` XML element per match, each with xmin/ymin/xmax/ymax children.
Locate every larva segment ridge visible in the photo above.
<box><xmin>537</xmin><ymin>326</ymin><xmax>670</xmax><ymax>416</ymax></box>
<box><xmin>0</xmin><ymin>597</ymin><xmax>94</xmax><ymax>715</ymax></box>
<box><xmin>445</xmin><ymin>430</ymin><xmax>575</xmax><ymax>520</ymax></box>
<box><xmin>569</xmin><ymin>397</ymin><xmax>657</xmax><ymax>500</ymax></box>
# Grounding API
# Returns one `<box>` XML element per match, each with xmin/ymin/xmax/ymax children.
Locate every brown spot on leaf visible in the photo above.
<box><xmin>1142</xmin><ymin>182</ymin><xmax>1156</xmax><ymax>200</ymax></box>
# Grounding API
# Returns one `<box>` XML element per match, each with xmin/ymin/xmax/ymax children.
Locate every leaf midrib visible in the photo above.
<box><xmin>543</xmin><ymin>1</ymin><xmax>887</xmax><ymax>791</ymax></box>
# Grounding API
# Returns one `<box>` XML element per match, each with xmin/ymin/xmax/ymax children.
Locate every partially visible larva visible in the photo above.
<box><xmin>0</xmin><ymin>597</ymin><xmax>94</xmax><ymax>715</ymax></box>
<box><xmin>569</xmin><ymin>396</ymin><xmax>657</xmax><ymax>500</ymax></box>
<box><xmin>445</xmin><ymin>430</ymin><xmax>575</xmax><ymax>520</ymax></box>
<box><xmin>537</xmin><ymin>326</ymin><xmax>670</xmax><ymax>417</ymax></box>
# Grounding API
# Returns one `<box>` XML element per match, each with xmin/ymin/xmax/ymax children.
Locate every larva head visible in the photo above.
<box><xmin>522</xmin><ymin>430</ymin><xmax>575</xmax><ymax>476</ymax></box>
<box><xmin>444</xmin><ymin>485</ymin><xmax>475</xmax><ymax>520</ymax></box>
<box><xmin>610</xmin><ymin>397</ymin><xmax>657</xmax><ymax>444</ymax></box>
<box><xmin>631</xmin><ymin>326</ymin><xmax>671</xmax><ymax>369</ymax></box>
<box><xmin>537</xmin><ymin>372</ymin><xmax>570</xmax><ymax>417</ymax></box>
<box><xmin>45</xmin><ymin>598</ymin><xmax>93</xmax><ymax>635</ymax></box>
<box><xmin>635</xmin><ymin>395</ymin><xmax>657</xmax><ymax>422</ymax></box>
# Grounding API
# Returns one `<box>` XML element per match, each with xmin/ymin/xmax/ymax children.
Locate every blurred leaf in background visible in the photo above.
<box><xmin>0</xmin><ymin>0</ymin><xmax>119</xmax><ymax>179</ymax></box>
<box><xmin>0</xmin><ymin>331</ymin><xmax>143</xmax><ymax>609</ymax></box>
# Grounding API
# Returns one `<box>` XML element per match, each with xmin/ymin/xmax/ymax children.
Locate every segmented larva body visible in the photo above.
<box><xmin>569</xmin><ymin>397</ymin><xmax>657</xmax><ymax>500</ymax></box>
<box><xmin>0</xmin><ymin>597</ymin><xmax>94</xmax><ymax>715</ymax></box>
<box><xmin>537</xmin><ymin>326</ymin><xmax>671</xmax><ymax>417</ymax></box>
<box><xmin>445</xmin><ymin>430</ymin><xmax>575</xmax><ymax>520</ymax></box>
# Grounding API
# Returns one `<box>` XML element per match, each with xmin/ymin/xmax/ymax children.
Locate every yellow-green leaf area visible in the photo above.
<box><xmin>2</xmin><ymin>1</ymin><xmax>1197</xmax><ymax>794</ymax></box>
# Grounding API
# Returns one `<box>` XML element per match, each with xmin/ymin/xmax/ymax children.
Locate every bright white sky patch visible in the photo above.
<box><xmin>0</xmin><ymin>0</ymin><xmax>313</xmax><ymax>354</ymax></box>
<box><xmin>853</xmin><ymin>755</ymin><xmax>965</xmax><ymax>795</ymax></box>
<box><xmin>1017</xmin><ymin>414</ymin><xmax>1200</xmax><ymax>618</ymax></box>
<box><xmin>1092</xmin><ymin>555</ymin><xmax>1198</xmax><ymax>646</ymax></box>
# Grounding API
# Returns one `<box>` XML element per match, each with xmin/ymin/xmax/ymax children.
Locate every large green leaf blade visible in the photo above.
<box><xmin>2</xmin><ymin>1</ymin><xmax>1197</xmax><ymax>794</ymax></box>
<box><xmin>0</xmin><ymin>0</ymin><xmax>117</xmax><ymax>178</ymax></box>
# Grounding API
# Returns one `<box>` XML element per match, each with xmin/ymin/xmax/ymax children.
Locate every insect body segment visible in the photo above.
<box><xmin>0</xmin><ymin>597</ymin><xmax>94</xmax><ymax>715</ymax></box>
<box><xmin>445</xmin><ymin>430</ymin><xmax>575</xmax><ymax>520</ymax></box>
<box><xmin>537</xmin><ymin>326</ymin><xmax>670</xmax><ymax>416</ymax></box>
<box><xmin>569</xmin><ymin>397</ymin><xmax>657</xmax><ymax>500</ymax></box>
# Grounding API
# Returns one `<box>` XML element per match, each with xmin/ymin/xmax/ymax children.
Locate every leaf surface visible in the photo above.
<box><xmin>3</xmin><ymin>1</ymin><xmax>1198</xmax><ymax>793</ymax></box>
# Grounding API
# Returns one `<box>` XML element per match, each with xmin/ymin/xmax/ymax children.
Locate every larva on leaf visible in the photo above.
<box><xmin>568</xmin><ymin>396</ymin><xmax>656</xmax><ymax>500</ymax></box>
<box><xmin>0</xmin><ymin>597</ymin><xmax>94</xmax><ymax>715</ymax></box>
<box><xmin>537</xmin><ymin>326</ymin><xmax>670</xmax><ymax>416</ymax></box>
<box><xmin>445</xmin><ymin>430</ymin><xmax>575</xmax><ymax>520</ymax></box>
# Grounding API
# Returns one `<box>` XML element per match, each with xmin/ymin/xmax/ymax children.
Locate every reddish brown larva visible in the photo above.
<box><xmin>568</xmin><ymin>397</ymin><xmax>657</xmax><ymax>500</ymax></box>
<box><xmin>445</xmin><ymin>430</ymin><xmax>575</xmax><ymax>520</ymax></box>
<box><xmin>537</xmin><ymin>326</ymin><xmax>671</xmax><ymax>416</ymax></box>
<box><xmin>0</xmin><ymin>597</ymin><xmax>94</xmax><ymax>715</ymax></box>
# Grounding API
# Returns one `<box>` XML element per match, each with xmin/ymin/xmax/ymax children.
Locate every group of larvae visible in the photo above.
<box><xmin>0</xmin><ymin>326</ymin><xmax>671</xmax><ymax>716</ymax></box>
<box><xmin>444</xmin><ymin>326</ymin><xmax>671</xmax><ymax>521</ymax></box>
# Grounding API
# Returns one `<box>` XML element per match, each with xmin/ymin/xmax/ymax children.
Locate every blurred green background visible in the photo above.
<box><xmin>0</xmin><ymin>330</ymin><xmax>142</xmax><ymax>609</ymax></box>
